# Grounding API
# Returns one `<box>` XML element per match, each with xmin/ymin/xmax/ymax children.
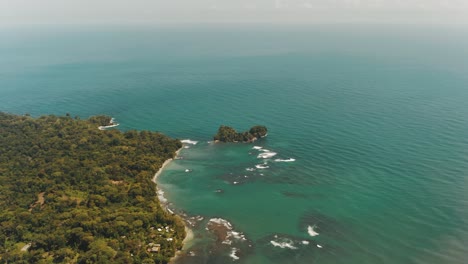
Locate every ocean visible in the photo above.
<box><xmin>1</xmin><ymin>24</ymin><xmax>468</xmax><ymax>263</ymax></box>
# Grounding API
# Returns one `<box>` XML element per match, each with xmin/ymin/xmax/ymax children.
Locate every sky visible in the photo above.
<box><xmin>1</xmin><ymin>0</ymin><xmax>468</xmax><ymax>25</ymax></box>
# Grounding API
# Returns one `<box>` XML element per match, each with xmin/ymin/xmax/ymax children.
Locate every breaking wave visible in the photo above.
<box><xmin>181</xmin><ymin>139</ymin><xmax>198</xmax><ymax>145</ymax></box>
<box><xmin>207</xmin><ymin>218</ymin><xmax>247</xmax><ymax>245</ymax></box>
<box><xmin>270</xmin><ymin>239</ymin><xmax>298</xmax><ymax>250</ymax></box>
<box><xmin>308</xmin><ymin>225</ymin><xmax>319</xmax><ymax>237</ymax></box>
<box><xmin>274</xmin><ymin>158</ymin><xmax>296</xmax><ymax>162</ymax></box>
<box><xmin>157</xmin><ymin>189</ymin><xmax>167</xmax><ymax>203</ymax></box>
<box><xmin>257</xmin><ymin>152</ymin><xmax>278</xmax><ymax>159</ymax></box>
<box><xmin>229</xmin><ymin>247</ymin><xmax>240</xmax><ymax>261</ymax></box>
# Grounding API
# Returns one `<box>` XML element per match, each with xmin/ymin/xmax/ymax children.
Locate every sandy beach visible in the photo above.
<box><xmin>152</xmin><ymin>147</ymin><xmax>194</xmax><ymax>262</ymax></box>
<box><xmin>153</xmin><ymin>148</ymin><xmax>182</xmax><ymax>182</ymax></box>
<box><xmin>152</xmin><ymin>158</ymin><xmax>173</xmax><ymax>182</ymax></box>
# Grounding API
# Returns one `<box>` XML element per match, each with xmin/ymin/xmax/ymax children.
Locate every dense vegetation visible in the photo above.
<box><xmin>0</xmin><ymin>113</ymin><xmax>185</xmax><ymax>263</ymax></box>
<box><xmin>213</xmin><ymin>125</ymin><xmax>268</xmax><ymax>143</ymax></box>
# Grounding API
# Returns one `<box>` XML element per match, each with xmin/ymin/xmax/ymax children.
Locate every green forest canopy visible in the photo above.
<box><xmin>213</xmin><ymin>125</ymin><xmax>268</xmax><ymax>143</ymax></box>
<box><xmin>0</xmin><ymin>113</ymin><xmax>185</xmax><ymax>264</ymax></box>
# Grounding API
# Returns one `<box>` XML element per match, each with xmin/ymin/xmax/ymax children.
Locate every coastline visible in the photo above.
<box><xmin>172</xmin><ymin>226</ymin><xmax>194</xmax><ymax>263</ymax></box>
<box><xmin>153</xmin><ymin>148</ymin><xmax>181</xmax><ymax>182</ymax></box>
<box><xmin>152</xmin><ymin>147</ymin><xmax>194</xmax><ymax>263</ymax></box>
<box><xmin>152</xmin><ymin>158</ymin><xmax>173</xmax><ymax>182</ymax></box>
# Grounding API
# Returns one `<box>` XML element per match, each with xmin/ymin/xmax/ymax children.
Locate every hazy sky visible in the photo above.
<box><xmin>1</xmin><ymin>0</ymin><xmax>468</xmax><ymax>25</ymax></box>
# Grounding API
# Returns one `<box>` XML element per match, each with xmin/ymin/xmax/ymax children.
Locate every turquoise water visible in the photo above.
<box><xmin>1</xmin><ymin>25</ymin><xmax>468</xmax><ymax>263</ymax></box>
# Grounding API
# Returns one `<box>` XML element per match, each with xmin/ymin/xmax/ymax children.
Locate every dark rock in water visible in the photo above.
<box><xmin>172</xmin><ymin>217</ymin><xmax>254</xmax><ymax>264</ymax></box>
<box><xmin>184</xmin><ymin>214</ymin><xmax>204</xmax><ymax>228</ymax></box>
<box><xmin>206</xmin><ymin>218</ymin><xmax>233</xmax><ymax>243</ymax></box>
<box><xmin>173</xmin><ymin>218</ymin><xmax>255</xmax><ymax>264</ymax></box>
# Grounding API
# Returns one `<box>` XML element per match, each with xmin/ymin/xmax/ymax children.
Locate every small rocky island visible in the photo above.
<box><xmin>213</xmin><ymin>125</ymin><xmax>268</xmax><ymax>143</ymax></box>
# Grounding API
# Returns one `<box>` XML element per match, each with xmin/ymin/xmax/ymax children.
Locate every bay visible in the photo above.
<box><xmin>1</xmin><ymin>25</ymin><xmax>468</xmax><ymax>264</ymax></box>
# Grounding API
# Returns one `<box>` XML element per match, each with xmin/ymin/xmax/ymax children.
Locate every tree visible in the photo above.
<box><xmin>0</xmin><ymin>113</ymin><xmax>185</xmax><ymax>263</ymax></box>
<box><xmin>213</xmin><ymin>125</ymin><xmax>268</xmax><ymax>142</ymax></box>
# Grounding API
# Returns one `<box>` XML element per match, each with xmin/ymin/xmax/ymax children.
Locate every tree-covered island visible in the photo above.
<box><xmin>0</xmin><ymin>113</ymin><xmax>185</xmax><ymax>263</ymax></box>
<box><xmin>213</xmin><ymin>125</ymin><xmax>268</xmax><ymax>143</ymax></box>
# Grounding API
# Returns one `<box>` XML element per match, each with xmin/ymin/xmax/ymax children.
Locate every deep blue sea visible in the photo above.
<box><xmin>1</xmin><ymin>25</ymin><xmax>468</xmax><ymax>263</ymax></box>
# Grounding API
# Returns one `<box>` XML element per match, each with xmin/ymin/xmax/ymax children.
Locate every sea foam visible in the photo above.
<box><xmin>270</xmin><ymin>239</ymin><xmax>297</xmax><ymax>250</ymax></box>
<box><xmin>274</xmin><ymin>158</ymin><xmax>296</xmax><ymax>162</ymax></box>
<box><xmin>157</xmin><ymin>189</ymin><xmax>167</xmax><ymax>203</ymax></box>
<box><xmin>257</xmin><ymin>152</ymin><xmax>277</xmax><ymax>159</ymax></box>
<box><xmin>181</xmin><ymin>139</ymin><xmax>198</xmax><ymax>145</ymax></box>
<box><xmin>207</xmin><ymin>218</ymin><xmax>247</xmax><ymax>245</ymax></box>
<box><xmin>229</xmin><ymin>248</ymin><xmax>240</xmax><ymax>261</ymax></box>
<box><xmin>308</xmin><ymin>225</ymin><xmax>319</xmax><ymax>237</ymax></box>
<box><xmin>209</xmin><ymin>218</ymin><xmax>232</xmax><ymax>228</ymax></box>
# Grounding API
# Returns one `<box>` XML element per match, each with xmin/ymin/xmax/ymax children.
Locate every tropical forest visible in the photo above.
<box><xmin>0</xmin><ymin>112</ymin><xmax>185</xmax><ymax>263</ymax></box>
<box><xmin>213</xmin><ymin>125</ymin><xmax>268</xmax><ymax>143</ymax></box>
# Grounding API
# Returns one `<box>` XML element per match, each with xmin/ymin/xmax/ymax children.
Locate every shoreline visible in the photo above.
<box><xmin>152</xmin><ymin>147</ymin><xmax>194</xmax><ymax>263</ymax></box>
<box><xmin>172</xmin><ymin>226</ymin><xmax>195</xmax><ymax>262</ymax></box>
<box><xmin>153</xmin><ymin>148</ymin><xmax>182</xmax><ymax>182</ymax></box>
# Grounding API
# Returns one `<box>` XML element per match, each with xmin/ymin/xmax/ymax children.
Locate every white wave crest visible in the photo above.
<box><xmin>229</xmin><ymin>248</ymin><xmax>240</xmax><ymax>261</ymax></box>
<box><xmin>255</xmin><ymin>164</ymin><xmax>270</xmax><ymax>169</ymax></box>
<box><xmin>302</xmin><ymin>240</ymin><xmax>310</xmax><ymax>245</ymax></box>
<box><xmin>181</xmin><ymin>139</ymin><xmax>198</xmax><ymax>145</ymax></box>
<box><xmin>257</xmin><ymin>152</ymin><xmax>277</xmax><ymax>159</ymax></box>
<box><xmin>274</xmin><ymin>158</ymin><xmax>296</xmax><ymax>162</ymax></box>
<box><xmin>231</xmin><ymin>231</ymin><xmax>247</xmax><ymax>241</ymax></box>
<box><xmin>308</xmin><ymin>225</ymin><xmax>319</xmax><ymax>237</ymax></box>
<box><xmin>270</xmin><ymin>239</ymin><xmax>297</xmax><ymax>250</ymax></box>
<box><xmin>252</xmin><ymin>146</ymin><xmax>263</xmax><ymax>150</ymax></box>
<box><xmin>209</xmin><ymin>218</ymin><xmax>233</xmax><ymax>229</ymax></box>
<box><xmin>208</xmin><ymin>218</ymin><xmax>247</xmax><ymax>245</ymax></box>
<box><xmin>98</xmin><ymin>117</ymin><xmax>119</xmax><ymax>130</ymax></box>
<box><xmin>157</xmin><ymin>189</ymin><xmax>167</xmax><ymax>203</ymax></box>
<box><xmin>246</xmin><ymin>168</ymin><xmax>255</xmax><ymax>171</ymax></box>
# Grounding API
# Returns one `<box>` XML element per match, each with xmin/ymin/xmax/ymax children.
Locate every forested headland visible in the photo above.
<box><xmin>0</xmin><ymin>113</ymin><xmax>185</xmax><ymax>263</ymax></box>
<box><xmin>213</xmin><ymin>125</ymin><xmax>268</xmax><ymax>143</ymax></box>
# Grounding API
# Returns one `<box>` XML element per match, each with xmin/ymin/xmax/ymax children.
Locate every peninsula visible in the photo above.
<box><xmin>213</xmin><ymin>125</ymin><xmax>268</xmax><ymax>143</ymax></box>
<box><xmin>0</xmin><ymin>113</ymin><xmax>185</xmax><ymax>263</ymax></box>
